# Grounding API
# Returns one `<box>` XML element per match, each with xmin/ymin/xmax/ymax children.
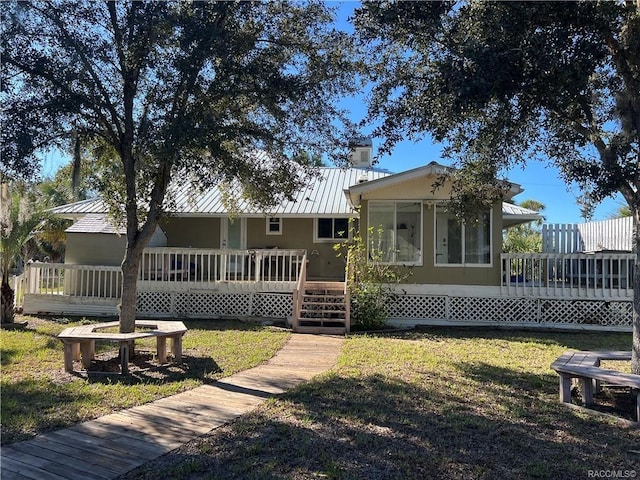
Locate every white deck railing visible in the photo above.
<box><xmin>23</xmin><ymin>263</ymin><xmax>123</xmax><ymax>299</ymax></box>
<box><xmin>138</xmin><ymin>248</ymin><xmax>306</xmax><ymax>285</ymax></box>
<box><xmin>501</xmin><ymin>252</ymin><xmax>636</xmax><ymax>298</ymax></box>
<box><xmin>21</xmin><ymin>248</ymin><xmax>307</xmax><ymax>301</ymax></box>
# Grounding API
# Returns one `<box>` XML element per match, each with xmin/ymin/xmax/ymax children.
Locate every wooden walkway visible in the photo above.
<box><xmin>1</xmin><ymin>334</ymin><xmax>343</xmax><ymax>480</ymax></box>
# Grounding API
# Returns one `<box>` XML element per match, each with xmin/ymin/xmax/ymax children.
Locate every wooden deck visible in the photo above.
<box><xmin>0</xmin><ymin>334</ymin><xmax>343</xmax><ymax>480</ymax></box>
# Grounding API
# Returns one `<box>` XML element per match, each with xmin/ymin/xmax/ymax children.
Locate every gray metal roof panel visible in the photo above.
<box><xmin>51</xmin><ymin>168</ymin><xmax>391</xmax><ymax>217</ymax></box>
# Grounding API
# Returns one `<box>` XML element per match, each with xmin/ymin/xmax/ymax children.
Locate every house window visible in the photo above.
<box><xmin>266</xmin><ymin>217</ymin><xmax>282</xmax><ymax>235</ymax></box>
<box><xmin>314</xmin><ymin>218</ymin><xmax>350</xmax><ymax>242</ymax></box>
<box><xmin>368</xmin><ymin>201</ymin><xmax>422</xmax><ymax>265</ymax></box>
<box><xmin>435</xmin><ymin>205</ymin><xmax>491</xmax><ymax>265</ymax></box>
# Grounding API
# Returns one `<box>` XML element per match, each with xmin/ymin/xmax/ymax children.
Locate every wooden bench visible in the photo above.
<box><xmin>551</xmin><ymin>350</ymin><xmax>640</xmax><ymax>423</ymax></box>
<box><xmin>58</xmin><ymin>320</ymin><xmax>187</xmax><ymax>374</ymax></box>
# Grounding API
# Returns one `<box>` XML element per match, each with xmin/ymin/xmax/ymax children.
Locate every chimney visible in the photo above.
<box><xmin>350</xmin><ymin>136</ymin><xmax>373</xmax><ymax>168</ymax></box>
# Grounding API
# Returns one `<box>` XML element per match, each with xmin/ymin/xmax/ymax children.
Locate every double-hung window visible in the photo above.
<box><xmin>368</xmin><ymin>201</ymin><xmax>422</xmax><ymax>265</ymax></box>
<box><xmin>266</xmin><ymin>217</ymin><xmax>282</xmax><ymax>235</ymax></box>
<box><xmin>435</xmin><ymin>205</ymin><xmax>491</xmax><ymax>265</ymax></box>
<box><xmin>315</xmin><ymin>218</ymin><xmax>349</xmax><ymax>242</ymax></box>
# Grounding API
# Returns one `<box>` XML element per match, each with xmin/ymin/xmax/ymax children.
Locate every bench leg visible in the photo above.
<box><xmin>581</xmin><ymin>377</ymin><xmax>594</xmax><ymax>407</ymax></box>
<box><xmin>80</xmin><ymin>340</ymin><xmax>95</xmax><ymax>369</ymax></box>
<box><xmin>63</xmin><ymin>342</ymin><xmax>77</xmax><ymax>372</ymax></box>
<box><xmin>157</xmin><ymin>337</ymin><xmax>167</xmax><ymax>364</ymax></box>
<box><xmin>559</xmin><ymin>374</ymin><xmax>572</xmax><ymax>403</ymax></box>
<box><xmin>636</xmin><ymin>391</ymin><xmax>640</xmax><ymax>424</ymax></box>
<box><xmin>172</xmin><ymin>335</ymin><xmax>183</xmax><ymax>364</ymax></box>
<box><xmin>119</xmin><ymin>342</ymin><xmax>129</xmax><ymax>375</ymax></box>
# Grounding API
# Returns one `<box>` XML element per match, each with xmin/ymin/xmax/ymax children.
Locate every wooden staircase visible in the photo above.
<box><xmin>292</xmin><ymin>281</ymin><xmax>350</xmax><ymax>334</ymax></box>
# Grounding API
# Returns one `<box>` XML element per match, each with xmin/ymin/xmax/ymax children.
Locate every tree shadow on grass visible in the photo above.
<box><xmin>80</xmin><ymin>351</ymin><xmax>222</xmax><ymax>386</ymax></box>
<box><xmin>123</xmin><ymin>372</ymin><xmax>640</xmax><ymax>480</ymax></box>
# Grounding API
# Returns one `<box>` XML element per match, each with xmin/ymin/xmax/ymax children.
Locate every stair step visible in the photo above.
<box><xmin>304</xmin><ymin>293</ymin><xmax>345</xmax><ymax>299</ymax></box>
<box><xmin>298</xmin><ymin>318</ymin><xmax>346</xmax><ymax>327</ymax></box>
<box><xmin>304</xmin><ymin>281</ymin><xmax>345</xmax><ymax>289</ymax></box>
<box><xmin>302</xmin><ymin>295</ymin><xmax>345</xmax><ymax>300</ymax></box>
<box><xmin>294</xmin><ymin>325</ymin><xmax>347</xmax><ymax>335</ymax></box>
<box><xmin>302</xmin><ymin>297</ymin><xmax>346</xmax><ymax>307</ymax></box>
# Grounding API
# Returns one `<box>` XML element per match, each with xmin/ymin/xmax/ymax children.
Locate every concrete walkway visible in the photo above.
<box><xmin>1</xmin><ymin>334</ymin><xmax>343</xmax><ymax>480</ymax></box>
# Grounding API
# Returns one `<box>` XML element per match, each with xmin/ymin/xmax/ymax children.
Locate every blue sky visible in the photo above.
<box><xmin>38</xmin><ymin>1</ymin><xmax>625</xmax><ymax>226</ymax></box>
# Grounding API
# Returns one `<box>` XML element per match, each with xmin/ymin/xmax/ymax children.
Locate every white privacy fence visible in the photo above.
<box><xmin>542</xmin><ymin>217</ymin><xmax>634</xmax><ymax>254</ymax></box>
<box><xmin>501</xmin><ymin>253</ymin><xmax>635</xmax><ymax>298</ymax></box>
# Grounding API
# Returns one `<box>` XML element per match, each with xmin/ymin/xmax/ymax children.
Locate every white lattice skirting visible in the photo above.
<box><xmin>23</xmin><ymin>288</ymin><xmax>632</xmax><ymax>331</ymax></box>
<box><xmin>386</xmin><ymin>294</ymin><xmax>632</xmax><ymax>331</ymax></box>
<box><xmin>136</xmin><ymin>290</ymin><xmax>292</xmax><ymax>320</ymax></box>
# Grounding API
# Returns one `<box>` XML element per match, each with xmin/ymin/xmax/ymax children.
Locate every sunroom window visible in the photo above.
<box><xmin>435</xmin><ymin>205</ymin><xmax>491</xmax><ymax>265</ymax></box>
<box><xmin>368</xmin><ymin>201</ymin><xmax>422</xmax><ymax>265</ymax></box>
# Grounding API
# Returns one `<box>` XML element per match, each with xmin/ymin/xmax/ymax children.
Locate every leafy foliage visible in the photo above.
<box><xmin>335</xmin><ymin>221</ymin><xmax>410</xmax><ymax>330</ymax></box>
<box><xmin>2</xmin><ymin>1</ymin><xmax>361</xmax><ymax>331</ymax></box>
<box><xmin>355</xmin><ymin>1</ymin><xmax>639</xmax><ymax>211</ymax></box>
<box><xmin>503</xmin><ymin>200</ymin><xmax>545</xmax><ymax>253</ymax></box>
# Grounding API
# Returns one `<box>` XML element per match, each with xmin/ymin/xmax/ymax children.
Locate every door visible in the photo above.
<box><xmin>221</xmin><ymin>218</ymin><xmax>247</xmax><ymax>277</ymax></box>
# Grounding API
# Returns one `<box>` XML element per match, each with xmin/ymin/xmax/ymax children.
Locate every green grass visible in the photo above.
<box><xmin>124</xmin><ymin>328</ymin><xmax>640</xmax><ymax>480</ymax></box>
<box><xmin>1</xmin><ymin>316</ymin><xmax>290</xmax><ymax>445</ymax></box>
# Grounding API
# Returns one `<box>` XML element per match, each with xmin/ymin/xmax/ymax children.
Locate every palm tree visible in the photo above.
<box><xmin>0</xmin><ymin>183</ymin><xmax>44</xmax><ymax>323</ymax></box>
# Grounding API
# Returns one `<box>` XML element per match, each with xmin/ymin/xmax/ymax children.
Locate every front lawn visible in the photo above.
<box><xmin>123</xmin><ymin>328</ymin><xmax>640</xmax><ymax>480</ymax></box>
<box><xmin>1</xmin><ymin>315</ymin><xmax>290</xmax><ymax>445</ymax></box>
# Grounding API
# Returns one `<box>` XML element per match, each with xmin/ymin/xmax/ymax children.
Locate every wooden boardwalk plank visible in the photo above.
<box><xmin>7</xmin><ymin>441</ymin><xmax>115</xmax><ymax>480</ymax></box>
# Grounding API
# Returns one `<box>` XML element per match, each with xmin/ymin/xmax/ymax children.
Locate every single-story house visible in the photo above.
<box><xmin>18</xmin><ymin>142</ymin><xmax>632</xmax><ymax>333</ymax></box>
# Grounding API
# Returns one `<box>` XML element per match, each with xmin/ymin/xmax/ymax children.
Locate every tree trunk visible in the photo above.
<box><xmin>1</xmin><ymin>281</ymin><xmax>15</xmax><ymax>324</ymax></box>
<box><xmin>633</xmin><ymin>210</ymin><xmax>640</xmax><ymax>375</ymax></box>
<box><xmin>119</xmin><ymin>244</ymin><xmax>142</xmax><ymax>334</ymax></box>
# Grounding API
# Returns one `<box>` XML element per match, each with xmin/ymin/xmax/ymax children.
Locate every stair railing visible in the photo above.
<box><xmin>344</xmin><ymin>250</ymin><xmax>352</xmax><ymax>333</ymax></box>
<box><xmin>291</xmin><ymin>251</ymin><xmax>307</xmax><ymax>331</ymax></box>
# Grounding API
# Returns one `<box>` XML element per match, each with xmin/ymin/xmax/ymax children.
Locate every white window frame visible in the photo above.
<box><xmin>433</xmin><ymin>205</ymin><xmax>493</xmax><ymax>268</ymax></box>
<box><xmin>367</xmin><ymin>201</ymin><xmax>423</xmax><ymax>266</ymax></box>
<box><xmin>313</xmin><ymin>217</ymin><xmax>351</xmax><ymax>243</ymax></box>
<box><xmin>266</xmin><ymin>217</ymin><xmax>282</xmax><ymax>235</ymax></box>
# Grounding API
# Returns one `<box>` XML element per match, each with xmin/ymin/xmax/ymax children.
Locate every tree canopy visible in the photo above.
<box><xmin>355</xmin><ymin>1</ymin><xmax>640</xmax><ymax>371</ymax></box>
<box><xmin>2</xmin><ymin>0</ymin><xmax>361</xmax><ymax>331</ymax></box>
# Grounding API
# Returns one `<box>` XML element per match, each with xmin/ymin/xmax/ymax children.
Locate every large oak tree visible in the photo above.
<box><xmin>2</xmin><ymin>1</ymin><xmax>360</xmax><ymax>333</ymax></box>
<box><xmin>355</xmin><ymin>1</ymin><xmax>640</xmax><ymax>372</ymax></box>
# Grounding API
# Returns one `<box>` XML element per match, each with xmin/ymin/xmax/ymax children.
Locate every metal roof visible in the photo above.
<box><xmin>65</xmin><ymin>213</ymin><xmax>125</xmax><ymax>234</ymax></box>
<box><xmin>502</xmin><ymin>202</ymin><xmax>543</xmax><ymax>228</ymax></box>
<box><xmin>51</xmin><ymin>167</ymin><xmax>391</xmax><ymax>218</ymax></box>
<box><xmin>51</xmin><ymin>166</ymin><xmax>538</xmax><ymax>225</ymax></box>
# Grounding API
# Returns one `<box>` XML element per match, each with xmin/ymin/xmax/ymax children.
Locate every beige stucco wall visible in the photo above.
<box><xmin>246</xmin><ymin>217</ymin><xmax>347</xmax><ymax>279</ymax></box>
<box><xmin>160</xmin><ymin>217</ymin><xmax>221</xmax><ymax>248</ymax></box>
<box><xmin>65</xmin><ymin>232</ymin><xmax>127</xmax><ymax>266</ymax></box>
<box><xmin>359</xmin><ymin>177</ymin><xmax>504</xmax><ymax>286</ymax></box>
